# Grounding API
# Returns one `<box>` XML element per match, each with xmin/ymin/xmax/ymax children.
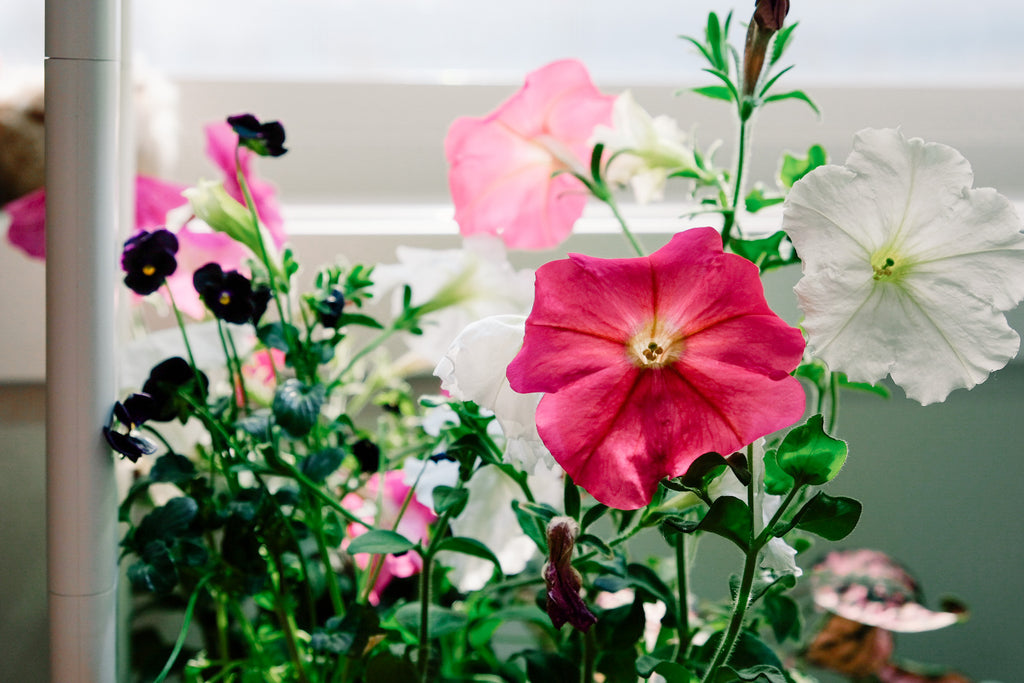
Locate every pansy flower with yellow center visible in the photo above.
<box><xmin>121</xmin><ymin>228</ymin><xmax>179</xmax><ymax>295</ymax></box>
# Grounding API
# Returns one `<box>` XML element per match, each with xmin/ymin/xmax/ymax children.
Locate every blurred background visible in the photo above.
<box><xmin>1</xmin><ymin>1</ymin><xmax>1022</xmax><ymax>681</ymax></box>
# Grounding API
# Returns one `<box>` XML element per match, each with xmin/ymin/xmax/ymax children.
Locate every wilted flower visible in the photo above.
<box><xmin>121</xmin><ymin>229</ymin><xmax>179</xmax><ymax>295</ymax></box>
<box><xmin>193</xmin><ymin>263</ymin><xmax>271</xmax><ymax>325</ymax></box>
<box><xmin>507</xmin><ymin>227</ymin><xmax>806</xmax><ymax>509</ymax></box>
<box><xmin>227</xmin><ymin>113</ymin><xmax>287</xmax><ymax>158</ymax></box>
<box><xmin>805</xmin><ymin>614</ymin><xmax>894</xmax><ymax>678</ymax></box>
<box><xmin>543</xmin><ymin>517</ymin><xmax>597</xmax><ymax>632</ymax></box>
<box><xmin>446</xmin><ymin>59</ymin><xmax>615</xmax><ymax>249</ymax></box>
<box><xmin>591</xmin><ymin>90</ymin><xmax>705</xmax><ymax>204</ymax></box>
<box><xmin>783</xmin><ymin>128</ymin><xmax>1024</xmax><ymax>404</ymax></box>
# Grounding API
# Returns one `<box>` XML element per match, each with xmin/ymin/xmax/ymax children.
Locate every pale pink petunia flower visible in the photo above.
<box><xmin>507</xmin><ymin>227</ymin><xmax>806</xmax><ymax>509</ymax></box>
<box><xmin>343</xmin><ymin>470</ymin><xmax>436</xmax><ymax>604</ymax></box>
<box><xmin>4</xmin><ymin>176</ymin><xmax>189</xmax><ymax>261</ymax></box>
<box><xmin>445</xmin><ymin>59</ymin><xmax>615</xmax><ymax>250</ymax></box>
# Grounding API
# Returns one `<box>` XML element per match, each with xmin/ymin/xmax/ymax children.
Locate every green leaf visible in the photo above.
<box><xmin>517</xmin><ymin>651</ymin><xmax>580</xmax><ymax>683</ymax></box>
<box><xmin>664</xmin><ymin>496</ymin><xmax>751</xmax><ymax>551</ymax></box>
<box><xmin>775</xmin><ymin>414</ymin><xmax>848</xmax><ymax>485</ymax></box>
<box><xmin>713</xmin><ymin>665</ymin><xmax>788</xmax><ymax>683</ymax></box>
<box><xmin>743</xmin><ymin>186</ymin><xmax>785</xmax><ymax>214</ymax></box>
<box><xmin>706</xmin><ymin>12</ymin><xmax>724</xmax><ymax>69</ymax></box>
<box><xmin>257</xmin><ymin>321</ymin><xmax>298</xmax><ymax>352</ymax></box>
<box><xmin>691</xmin><ymin>85</ymin><xmax>734</xmax><ymax>102</ymax></box>
<box><xmin>564</xmin><ymin>476</ymin><xmax>582</xmax><ymax>521</ymax></box>
<box><xmin>624</xmin><ymin>563</ymin><xmax>678</xmax><ymax>612</ymax></box>
<box><xmin>364</xmin><ymin>652</ymin><xmax>417</xmax><ymax>682</ymax></box>
<box><xmin>764</xmin><ymin>89</ymin><xmax>821</xmax><ymax>115</ymax></box>
<box><xmin>701</xmin><ymin>68</ymin><xmax>740</xmax><ymax>102</ymax></box>
<box><xmin>512</xmin><ymin>500</ymin><xmax>549</xmax><ymax>554</ymax></box>
<box><xmin>769</xmin><ymin>23</ymin><xmax>798</xmax><ymax>66</ymax></box>
<box><xmin>435</xmin><ymin>536</ymin><xmax>502</xmax><ymax>576</ymax></box>
<box><xmin>299</xmin><ymin>447</ymin><xmax>344</xmax><ymax>483</ymax></box>
<box><xmin>779</xmin><ymin>143</ymin><xmax>828</xmax><ymax>188</ymax></box>
<box><xmin>432</xmin><ymin>485</ymin><xmax>469</xmax><ymax>517</ymax></box>
<box><xmin>581</xmin><ymin>502</ymin><xmax>609</xmax><ymax>531</ymax></box>
<box><xmin>785</xmin><ymin>492</ymin><xmax>862</xmax><ymax>541</ymax></box>
<box><xmin>674</xmin><ymin>451</ymin><xmax>730</xmax><ymax>494</ymax></box>
<box><xmin>639</xmin><ymin>659</ymin><xmax>698</xmax><ymax>682</ymax></box>
<box><xmin>148</xmin><ymin>452</ymin><xmax>197</xmax><ymax>484</ymax></box>
<box><xmin>761</xmin><ymin>591</ymin><xmax>802</xmax><ymax>644</ymax></box>
<box><xmin>335</xmin><ymin>312</ymin><xmax>384</xmax><ymax>330</ymax></box>
<box><xmin>135</xmin><ymin>496</ymin><xmax>198</xmax><ymax>546</ymax></box>
<box><xmin>728</xmin><ymin>231</ymin><xmax>797</xmax><ymax>272</ymax></box>
<box><xmin>762</xmin><ymin>448</ymin><xmax>795</xmax><ymax>496</ymax></box>
<box><xmin>346</xmin><ymin>529</ymin><xmax>417</xmax><ymax>555</ymax></box>
<box><xmin>394</xmin><ymin>603</ymin><xmax>467</xmax><ymax>639</ymax></box>
<box><xmin>272</xmin><ymin>379</ymin><xmax>325</xmax><ymax>438</ymax></box>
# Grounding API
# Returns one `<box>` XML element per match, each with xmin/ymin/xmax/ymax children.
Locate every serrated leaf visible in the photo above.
<box><xmin>272</xmin><ymin>379</ymin><xmax>325</xmax><ymax>437</ymax></box>
<box><xmin>775</xmin><ymin>414</ymin><xmax>848</xmax><ymax>485</ymax></box>
<box><xmin>347</xmin><ymin>529</ymin><xmax>417</xmax><ymax>555</ymax></box>
<box><xmin>786</xmin><ymin>492</ymin><xmax>862</xmax><ymax>541</ymax></box>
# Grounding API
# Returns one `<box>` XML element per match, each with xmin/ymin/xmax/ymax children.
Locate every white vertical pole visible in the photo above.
<box><xmin>45</xmin><ymin>0</ymin><xmax>122</xmax><ymax>681</ymax></box>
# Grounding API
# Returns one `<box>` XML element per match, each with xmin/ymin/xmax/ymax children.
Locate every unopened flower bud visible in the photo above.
<box><xmin>542</xmin><ymin>517</ymin><xmax>597</xmax><ymax>632</ymax></box>
<box><xmin>743</xmin><ymin>0</ymin><xmax>790</xmax><ymax>97</ymax></box>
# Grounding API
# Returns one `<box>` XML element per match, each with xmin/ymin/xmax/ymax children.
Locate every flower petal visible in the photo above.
<box><xmin>3</xmin><ymin>188</ymin><xmax>46</xmax><ymax>259</ymax></box>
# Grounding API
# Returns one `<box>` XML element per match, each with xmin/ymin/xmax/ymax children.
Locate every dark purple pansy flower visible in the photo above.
<box><xmin>143</xmin><ymin>357</ymin><xmax>209</xmax><ymax>423</ymax></box>
<box><xmin>121</xmin><ymin>229</ymin><xmax>179</xmax><ymax>295</ymax></box>
<box><xmin>103</xmin><ymin>393</ymin><xmax>159</xmax><ymax>462</ymax></box>
<box><xmin>227</xmin><ymin>113</ymin><xmax>287</xmax><ymax>157</ymax></box>
<box><xmin>193</xmin><ymin>263</ymin><xmax>271</xmax><ymax>325</ymax></box>
<box><xmin>315</xmin><ymin>288</ymin><xmax>346</xmax><ymax>328</ymax></box>
<box><xmin>543</xmin><ymin>517</ymin><xmax>597</xmax><ymax>632</ymax></box>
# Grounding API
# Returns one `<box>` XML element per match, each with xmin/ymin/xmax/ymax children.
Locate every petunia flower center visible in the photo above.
<box><xmin>870</xmin><ymin>252</ymin><xmax>910</xmax><ymax>283</ymax></box>
<box><xmin>627</xmin><ymin>321</ymin><xmax>684</xmax><ymax>369</ymax></box>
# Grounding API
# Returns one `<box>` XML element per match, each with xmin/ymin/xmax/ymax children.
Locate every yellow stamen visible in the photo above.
<box><xmin>142</xmin><ymin>264</ymin><xmax>156</xmax><ymax>276</ymax></box>
<box><xmin>219</xmin><ymin>292</ymin><xmax>232</xmax><ymax>306</ymax></box>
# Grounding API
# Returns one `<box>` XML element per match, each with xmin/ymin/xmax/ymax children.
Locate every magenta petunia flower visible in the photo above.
<box><xmin>506</xmin><ymin>227</ymin><xmax>806</xmax><ymax>509</ymax></box>
<box><xmin>445</xmin><ymin>59</ymin><xmax>615</xmax><ymax>250</ymax></box>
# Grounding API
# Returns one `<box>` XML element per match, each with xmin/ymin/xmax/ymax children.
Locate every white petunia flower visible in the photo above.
<box><xmin>373</xmin><ymin>235</ymin><xmax>535</xmax><ymax>369</ymax></box>
<box><xmin>434</xmin><ymin>314</ymin><xmax>556</xmax><ymax>473</ymax></box>
<box><xmin>590</xmin><ymin>90</ymin><xmax>703</xmax><ymax>204</ymax></box>
<box><xmin>783</xmin><ymin>128</ymin><xmax>1024</xmax><ymax>405</ymax></box>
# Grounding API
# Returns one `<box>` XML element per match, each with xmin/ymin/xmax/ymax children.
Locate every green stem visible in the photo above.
<box><xmin>602</xmin><ymin>192</ymin><xmax>645</xmax><ymax>258</ymax></box>
<box><xmin>674</xmin><ymin>533</ymin><xmax>691</xmax><ymax>663</ymax></box>
<box><xmin>828</xmin><ymin>370</ymin><xmax>840</xmax><ymax>434</ymax></box>
<box><xmin>267</xmin><ymin>549</ymin><xmax>313</xmax><ymax>683</ymax></box>
<box><xmin>700</xmin><ymin>540</ymin><xmax>759</xmax><ymax>682</ymax></box>
<box><xmin>417</xmin><ymin>550</ymin><xmax>434</xmax><ymax>683</ymax></box>
<box><xmin>581</xmin><ymin>627</ymin><xmax>597</xmax><ymax>683</ymax></box>
<box><xmin>151</xmin><ymin>573</ymin><xmax>214</xmax><ymax>683</ymax></box>
<box><xmin>720</xmin><ymin>113</ymin><xmax>752</xmax><ymax>246</ymax></box>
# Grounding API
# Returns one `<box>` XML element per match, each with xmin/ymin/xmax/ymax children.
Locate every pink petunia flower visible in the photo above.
<box><xmin>343</xmin><ymin>470</ymin><xmax>436</xmax><ymax>604</ymax></box>
<box><xmin>4</xmin><ymin>176</ymin><xmax>189</xmax><ymax>261</ymax></box>
<box><xmin>506</xmin><ymin>227</ymin><xmax>806</xmax><ymax>509</ymax></box>
<box><xmin>445</xmin><ymin>59</ymin><xmax>615</xmax><ymax>250</ymax></box>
